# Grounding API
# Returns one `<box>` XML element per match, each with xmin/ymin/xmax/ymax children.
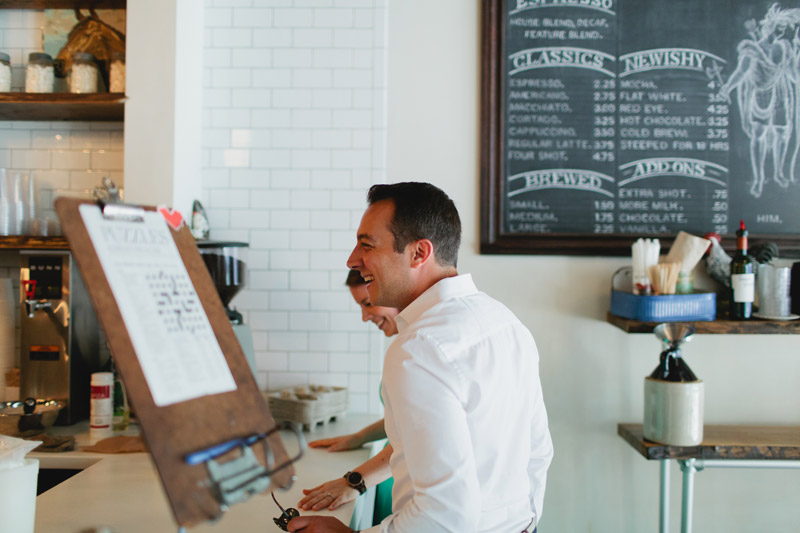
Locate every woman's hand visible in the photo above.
<box><xmin>307</xmin><ymin>433</ymin><xmax>365</xmax><ymax>452</ymax></box>
<box><xmin>298</xmin><ymin>477</ymin><xmax>358</xmax><ymax>511</ymax></box>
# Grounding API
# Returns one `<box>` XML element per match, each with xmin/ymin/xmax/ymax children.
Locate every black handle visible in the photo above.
<box><xmin>22</xmin><ymin>397</ymin><xmax>36</xmax><ymax>415</ymax></box>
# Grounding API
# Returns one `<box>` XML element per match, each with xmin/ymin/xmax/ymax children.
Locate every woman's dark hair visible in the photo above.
<box><xmin>367</xmin><ymin>182</ymin><xmax>461</xmax><ymax>267</ymax></box>
<box><xmin>345</xmin><ymin>269</ymin><xmax>365</xmax><ymax>287</ymax></box>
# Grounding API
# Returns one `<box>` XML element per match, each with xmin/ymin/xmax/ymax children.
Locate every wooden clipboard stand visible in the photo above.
<box><xmin>55</xmin><ymin>186</ymin><xmax>303</xmax><ymax>530</ymax></box>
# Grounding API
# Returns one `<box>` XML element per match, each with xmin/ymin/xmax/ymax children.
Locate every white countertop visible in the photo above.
<box><xmin>32</xmin><ymin>414</ymin><xmax>380</xmax><ymax>533</ymax></box>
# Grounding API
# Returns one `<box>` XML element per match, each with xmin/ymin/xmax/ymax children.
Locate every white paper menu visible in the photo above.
<box><xmin>80</xmin><ymin>204</ymin><xmax>237</xmax><ymax>406</ymax></box>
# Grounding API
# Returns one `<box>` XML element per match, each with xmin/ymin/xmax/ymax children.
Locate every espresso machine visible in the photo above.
<box><xmin>196</xmin><ymin>241</ymin><xmax>257</xmax><ymax>377</ymax></box>
<box><xmin>19</xmin><ymin>251</ymin><xmax>107</xmax><ymax>425</ymax></box>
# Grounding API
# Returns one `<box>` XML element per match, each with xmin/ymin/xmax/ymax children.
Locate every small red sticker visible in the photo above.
<box><xmin>158</xmin><ymin>205</ymin><xmax>185</xmax><ymax>231</ymax></box>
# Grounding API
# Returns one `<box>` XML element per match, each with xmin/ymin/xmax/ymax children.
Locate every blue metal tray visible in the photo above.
<box><xmin>609</xmin><ymin>266</ymin><xmax>716</xmax><ymax>322</ymax></box>
<box><xmin>610</xmin><ymin>290</ymin><xmax>717</xmax><ymax>322</ymax></box>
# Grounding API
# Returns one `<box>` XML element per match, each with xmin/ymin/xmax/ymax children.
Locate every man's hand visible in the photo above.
<box><xmin>287</xmin><ymin>515</ymin><xmax>353</xmax><ymax>532</ymax></box>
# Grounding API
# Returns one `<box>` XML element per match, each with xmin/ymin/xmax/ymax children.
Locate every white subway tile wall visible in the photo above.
<box><xmin>203</xmin><ymin>0</ymin><xmax>387</xmax><ymax>414</ymax></box>
<box><xmin>0</xmin><ymin>11</ymin><xmax>124</xmax><ymax>394</ymax></box>
<box><xmin>0</xmin><ymin>4</ymin><xmax>384</xmax><ymax>415</ymax></box>
<box><xmin>0</xmin><ymin>11</ymin><xmax>125</xmax><ymax>225</ymax></box>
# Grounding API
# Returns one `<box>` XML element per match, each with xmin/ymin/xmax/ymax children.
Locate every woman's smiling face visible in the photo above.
<box><xmin>348</xmin><ymin>283</ymin><xmax>399</xmax><ymax>337</ymax></box>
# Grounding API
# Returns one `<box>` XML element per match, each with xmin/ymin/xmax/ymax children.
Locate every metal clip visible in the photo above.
<box><xmin>185</xmin><ymin>422</ymin><xmax>306</xmax><ymax>517</ymax></box>
<box><xmin>93</xmin><ymin>178</ymin><xmax>145</xmax><ymax>222</ymax></box>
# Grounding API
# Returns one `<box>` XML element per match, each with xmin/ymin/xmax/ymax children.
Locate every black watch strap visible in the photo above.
<box><xmin>344</xmin><ymin>470</ymin><xmax>367</xmax><ymax>495</ymax></box>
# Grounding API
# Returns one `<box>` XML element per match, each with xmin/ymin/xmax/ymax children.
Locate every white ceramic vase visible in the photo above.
<box><xmin>643</xmin><ymin>377</ymin><xmax>704</xmax><ymax>446</ymax></box>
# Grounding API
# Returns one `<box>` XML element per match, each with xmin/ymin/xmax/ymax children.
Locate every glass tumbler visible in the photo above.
<box><xmin>0</xmin><ymin>169</ymin><xmax>9</xmax><ymax>236</ymax></box>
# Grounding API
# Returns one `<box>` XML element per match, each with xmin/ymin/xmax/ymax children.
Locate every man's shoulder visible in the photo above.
<box><xmin>405</xmin><ymin>291</ymin><xmax>528</xmax><ymax>349</ymax></box>
<box><xmin>419</xmin><ymin>288</ymin><xmax>512</xmax><ymax>322</ymax></box>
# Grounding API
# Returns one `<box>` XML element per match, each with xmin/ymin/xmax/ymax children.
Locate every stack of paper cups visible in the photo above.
<box><xmin>0</xmin><ymin>169</ymin><xmax>10</xmax><ymax>236</ymax></box>
<box><xmin>0</xmin><ymin>278</ymin><xmax>15</xmax><ymax>402</ymax></box>
<box><xmin>0</xmin><ymin>458</ymin><xmax>39</xmax><ymax>533</ymax></box>
<box><xmin>11</xmin><ymin>173</ymin><xmax>25</xmax><ymax>235</ymax></box>
<box><xmin>25</xmin><ymin>174</ymin><xmax>37</xmax><ymax>235</ymax></box>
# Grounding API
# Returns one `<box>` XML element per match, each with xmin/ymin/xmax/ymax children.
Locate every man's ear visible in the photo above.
<box><xmin>409</xmin><ymin>239</ymin><xmax>434</xmax><ymax>268</ymax></box>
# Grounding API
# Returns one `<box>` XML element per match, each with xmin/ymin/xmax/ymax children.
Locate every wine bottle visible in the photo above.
<box><xmin>729</xmin><ymin>220</ymin><xmax>755</xmax><ymax>319</ymax></box>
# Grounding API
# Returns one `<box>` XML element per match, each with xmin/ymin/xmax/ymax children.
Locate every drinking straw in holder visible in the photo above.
<box><xmin>632</xmin><ymin>238</ymin><xmax>660</xmax><ymax>295</ymax></box>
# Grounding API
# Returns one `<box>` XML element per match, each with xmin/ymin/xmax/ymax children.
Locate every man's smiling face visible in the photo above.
<box><xmin>347</xmin><ymin>199</ymin><xmax>416</xmax><ymax>310</ymax></box>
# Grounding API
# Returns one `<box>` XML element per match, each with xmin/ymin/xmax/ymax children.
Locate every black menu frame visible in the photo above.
<box><xmin>480</xmin><ymin>0</ymin><xmax>800</xmax><ymax>256</ymax></box>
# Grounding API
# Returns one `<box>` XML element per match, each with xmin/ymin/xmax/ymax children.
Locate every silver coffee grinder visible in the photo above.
<box><xmin>196</xmin><ymin>241</ymin><xmax>257</xmax><ymax>377</ymax></box>
<box><xmin>19</xmin><ymin>251</ymin><xmax>106</xmax><ymax>425</ymax></box>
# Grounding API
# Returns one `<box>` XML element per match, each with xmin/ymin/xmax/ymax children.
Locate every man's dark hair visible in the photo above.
<box><xmin>345</xmin><ymin>269</ymin><xmax>365</xmax><ymax>287</ymax></box>
<box><xmin>367</xmin><ymin>182</ymin><xmax>461</xmax><ymax>267</ymax></box>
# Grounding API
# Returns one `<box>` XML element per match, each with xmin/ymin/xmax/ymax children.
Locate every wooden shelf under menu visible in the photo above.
<box><xmin>0</xmin><ymin>93</ymin><xmax>125</xmax><ymax>121</ymax></box>
<box><xmin>606</xmin><ymin>311</ymin><xmax>800</xmax><ymax>334</ymax></box>
<box><xmin>0</xmin><ymin>236</ymin><xmax>69</xmax><ymax>250</ymax></box>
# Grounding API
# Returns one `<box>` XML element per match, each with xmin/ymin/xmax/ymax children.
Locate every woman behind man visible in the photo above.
<box><xmin>298</xmin><ymin>270</ymin><xmax>396</xmax><ymax>525</ymax></box>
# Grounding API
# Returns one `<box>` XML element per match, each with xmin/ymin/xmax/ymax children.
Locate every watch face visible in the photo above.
<box><xmin>347</xmin><ymin>471</ymin><xmax>363</xmax><ymax>485</ymax></box>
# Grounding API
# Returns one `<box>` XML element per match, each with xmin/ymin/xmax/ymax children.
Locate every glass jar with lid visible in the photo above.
<box><xmin>109</xmin><ymin>51</ymin><xmax>125</xmax><ymax>93</ymax></box>
<box><xmin>68</xmin><ymin>52</ymin><xmax>98</xmax><ymax>93</ymax></box>
<box><xmin>25</xmin><ymin>52</ymin><xmax>54</xmax><ymax>93</ymax></box>
<box><xmin>0</xmin><ymin>52</ymin><xmax>11</xmax><ymax>92</ymax></box>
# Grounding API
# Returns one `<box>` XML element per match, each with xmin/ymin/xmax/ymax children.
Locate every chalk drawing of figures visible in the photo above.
<box><xmin>718</xmin><ymin>3</ymin><xmax>800</xmax><ymax>198</ymax></box>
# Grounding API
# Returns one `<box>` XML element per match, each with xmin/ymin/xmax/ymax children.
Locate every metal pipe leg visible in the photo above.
<box><xmin>679</xmin><ymin>458</ymin><xmax>698</xmax><ymax>533</ymax></box>
<box><xmin>659</xmin><ymin>459</ymin><xmax>670</xmax><ymax>533</ymax></box>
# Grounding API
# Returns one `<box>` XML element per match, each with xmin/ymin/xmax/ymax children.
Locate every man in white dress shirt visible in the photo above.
<box><xmin>288</xmin><ymin>182</ymin><xmax>553</xmax><ymax>533</ymax></box>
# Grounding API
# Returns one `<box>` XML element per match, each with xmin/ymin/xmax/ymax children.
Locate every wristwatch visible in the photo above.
<box><xmin>343</xmin><ymin>470</ymin><xmax>367</xmax><ymax>494</ymax></box>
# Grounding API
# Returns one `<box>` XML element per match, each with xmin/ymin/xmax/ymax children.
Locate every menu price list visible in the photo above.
<box><xmin>615</xmin><ymin>0</ymin><xmax>731</xmax><ymax>237</ymax></box>
<box><xmin>502</xmin><ymin>0</ymin><xmax>738</xmax><ymax>237</ymax></box>
<box><xmin>615</xmin><ymin>71</ymin><xmax>731</xmax><ymax>236</ymax></box>
<box><xmin>504</xmin><ymin>1</ymin><xmax>617</xmax><ymax>234</ymax></box>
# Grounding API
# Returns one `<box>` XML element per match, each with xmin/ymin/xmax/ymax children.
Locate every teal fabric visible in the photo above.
<box><xmin>373</xmin><ymin>468</ymin><xmax>394</xmax><ymax>525</ymax></box>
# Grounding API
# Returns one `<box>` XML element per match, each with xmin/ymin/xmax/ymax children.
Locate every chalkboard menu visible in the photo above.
<box><xmin>481</xmin><ymin>0</ymin><xmax>800</xmax><ymax>255</ymax></box>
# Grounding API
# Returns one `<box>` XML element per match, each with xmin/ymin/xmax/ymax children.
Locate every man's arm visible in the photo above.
<box><xmin>287</xmin><ymin>515</ymin><xmax>354</xmax><ymax>532</ymax></box>
<box><xmin>527</xmin><ymin>383</ymin><xmax>553</xmax><ymax>523</ymax></box>
<box><xmin>380</xmin><ymin>340</ymin><xmax>480</xmax><ymax>532</ymax></box>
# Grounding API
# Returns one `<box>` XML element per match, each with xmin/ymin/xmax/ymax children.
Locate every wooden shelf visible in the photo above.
<box><xmin>0</xmin><ymin>1</ymin><xmax>126</xmax><ymax>8</ymax></box>
<box><xmin>0</xmin><ymin>235</ymin><xmax>69</xmax><ymax>250</ymax></box>
<box><xmin>606</xmin><ymin>311</ymin><xmax>800</xmax><ymax>334</ymax></box>
<box><xmin>618</xmin><ymin>423</ymin><xmax>800</xmax><ymax>461</ymax></box>
<box><xmin>0</xmin><ymin>93</ymin><xmax>125</xmax><ymax>121</ymax></box>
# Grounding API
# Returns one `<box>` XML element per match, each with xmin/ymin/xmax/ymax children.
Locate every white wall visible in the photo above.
<box><xmin>201</xmin><ymin>0</ymin><xmax>388</xmax><ymax>414</ymax></box>
<box><xmin>387</xmin><ymin>1</ymin><xmax>800</xmax><ymax>532</ymax></box>
<box><xmin>125</xmin><ymin>0</ymin><xmax>203</xmax><ymax>217</ymax></box>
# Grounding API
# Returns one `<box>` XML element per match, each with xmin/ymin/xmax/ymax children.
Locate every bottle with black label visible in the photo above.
<box><xmin>730</xmin><ymin>220</ymin><xmax>755</xmax><ymax>319</ymax></box>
